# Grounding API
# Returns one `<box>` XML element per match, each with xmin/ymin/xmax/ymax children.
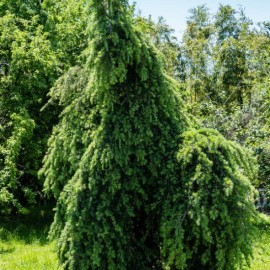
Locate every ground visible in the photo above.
<box><xmin>0</xmin><ymin>206</ymin><xmax>57</xmax><ymax>270</ymax></box>
<box><xmin>0</xmin><ymin>207</ymin><xmax>269</xmax><ymax>269</ymax></box>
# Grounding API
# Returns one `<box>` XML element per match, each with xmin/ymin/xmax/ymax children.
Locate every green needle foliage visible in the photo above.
<box><xmin>40</xmin><ymin>66</ymin><xmax>91</xmax><ymax>198</ymax></box>
<box><xmin>41</xmin><ymin>1</ymin><xmax>259</xmax><ymax>269</ymax></box>
<box><xmin>42</xmin><ymin>0</ymin><xmax>185</xmax><ymax>268</ymax></box>
<box><xmin>161</xmin><ymin>128</ymin><xmax>258</xmax><ymax>270</ymax></box>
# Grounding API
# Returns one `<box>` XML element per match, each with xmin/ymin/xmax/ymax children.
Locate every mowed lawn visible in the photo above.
<box><xmin>0</xmin><ymin>208</ymin><xmax>269</xmax><ymax>270</ymax></box>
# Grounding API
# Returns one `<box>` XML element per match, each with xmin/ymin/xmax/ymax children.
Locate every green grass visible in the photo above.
<box><xmin>1</xmin><ymin>209</ymin><xmax>270</xmax><ymax>269</ymax></box>
<box><xmin>0</xmin><ymin>206</ymin><xmax>58</xmax><ymax>270</ymax></box>
<box><xmin>247</xmin><ymin>213</ymin><xmax>270</xmax><ymax>269</ymax></box>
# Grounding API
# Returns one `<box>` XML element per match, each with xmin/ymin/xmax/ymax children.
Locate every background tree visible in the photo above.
<box><xmin>42</xmin><ymin>0</ymin><xmax>89</xmax><ymax>69</ymax></box>
<box><xmin>135</xmin><ymin>16</ymin><xmax>182</xmax><ymax>80</ymax></box>
<box><xmin>0</xmin><ymin>11</ymin><xmax>57</xmax><ymax>214</ymax></box>
<box><xmin>0</xmin><ymin>0</ymin><xmax>89</xmax><ymax>214</ymax></box>
<box><xmin>180</xmin><ymin>5</ymin><xmax>213</xmax><ymax>104</ymax></box>
<box><xmin>180</xmin><ymin>4</ymin><xmax>270</xmax><ymax>189</ymax></box>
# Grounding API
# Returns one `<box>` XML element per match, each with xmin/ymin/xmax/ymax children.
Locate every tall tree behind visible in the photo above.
<box><xmin>135</xmin><ymin>16</ymin><xmax>182</xmax><ymax>80</ymax></box>
<box><xmin>212</xmin><ymin>5</ymin><xmax>253</xmax><ymax>106</ymax></box>
<box><xmin>0</xmin><ymin>10</ymin><xmax>57</xmax><ymax>214</ymax></box>
<box><xmin>0</xmin><ymin>0</ymin><xmax>88</xmax><ymax>214</ymax></box>
<box><xmin>181</xmin><ymin>5</ymin><xmax>213</xmax><ymax>104</ymax></box>
<box><xmin>43</xmin><ymin>0</ymin><xmax>89</xmax><ymax>69</ymax></box>
<box><xmin>180</xmin><ymin>5</ymin><xmax>270</xmax><ymax>188</ymax></box>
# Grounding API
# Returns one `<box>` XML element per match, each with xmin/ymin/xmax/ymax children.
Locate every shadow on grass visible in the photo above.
<box><xmin>0</xmin><ymin>204</ymin><xmax>54</xmax><ymax>246</ymax></box>
<box><xmin>0</xmin><ymin>245</ymin><xmax>15</xmax><ymax>254</ymax></box>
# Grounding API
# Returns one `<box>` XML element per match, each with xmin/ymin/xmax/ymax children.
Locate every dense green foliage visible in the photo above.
<box><xmin>42</xmin><ymin>1</ymin><xmax>185</xmax><ymax>268</ymax></box>
<box><xmin>0</xmin><ymin>10</ymin><xmax>57</xmax><ymax>214</ymax></box>
<box><xmin>136</xmin><ymin>16</ymin><xmax>182</xmax><ymax>79</ymax></box>
<box><xmin>39</xmin><ymin>1</ymin><xmax>259</xmax><ymax>269</ymax></box>
<box><xmin>180</xmin><ymin>5</ymin><xmax>270</xmax><ymax>188</ymax></box>
<box><xmin>40</xmin><ymin>66</ymin><xmax>90</xmax><ymax>197</ymax></box>
<box><xmin>1</xmin><ymin>0</ymin><xmax>268</xmax><ymax>269</ymax></box>
<box><xmin>161</xmin><ymin>129</ymin><xmax>258</xmax><ymax>269</ymax></box>
<box><xmin>0</xmin><ymin>0</ymin><xmax>88</xmax><ymax>214</ymax></box>
<box><xmin>42</xmin><ymin>0</ymin><xmax>88</xmax><ymax>68</ymax></box>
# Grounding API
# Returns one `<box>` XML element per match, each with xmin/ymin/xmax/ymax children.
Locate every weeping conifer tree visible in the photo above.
<box><xmin>41</xmin><ymin>0</ymin><xmax>185</xmax><ymax>269</ymax></box>
<box><xmin>161</xmin><ymin>129</ymin><xmax>258</xmax><ymax>270</ymax></box>
<box><xmin>41</xmin><ymin>1</ymin><xmax>258</xmax><ymax>269</ymax></box>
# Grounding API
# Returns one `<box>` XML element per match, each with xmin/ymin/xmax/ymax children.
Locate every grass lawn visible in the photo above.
<box><xmin>0</xmin><ymin>208</ymin><xmax>270</xmax><ymax>269</ymax></box>
<box><xmin>247</xmin><ymin>213</ymin><xmax>270</xmax><ymax>269</ymax></box>
<box><xmin>0</xmin><ymin>206</ymin><xmax>58</xmax><ymax>270</ymax></box>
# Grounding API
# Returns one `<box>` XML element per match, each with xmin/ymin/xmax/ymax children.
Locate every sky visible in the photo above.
<box><xmin>130</xmin><ymin>0</ymin><xmax>270</xmax><ymax>39</ymax></box>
